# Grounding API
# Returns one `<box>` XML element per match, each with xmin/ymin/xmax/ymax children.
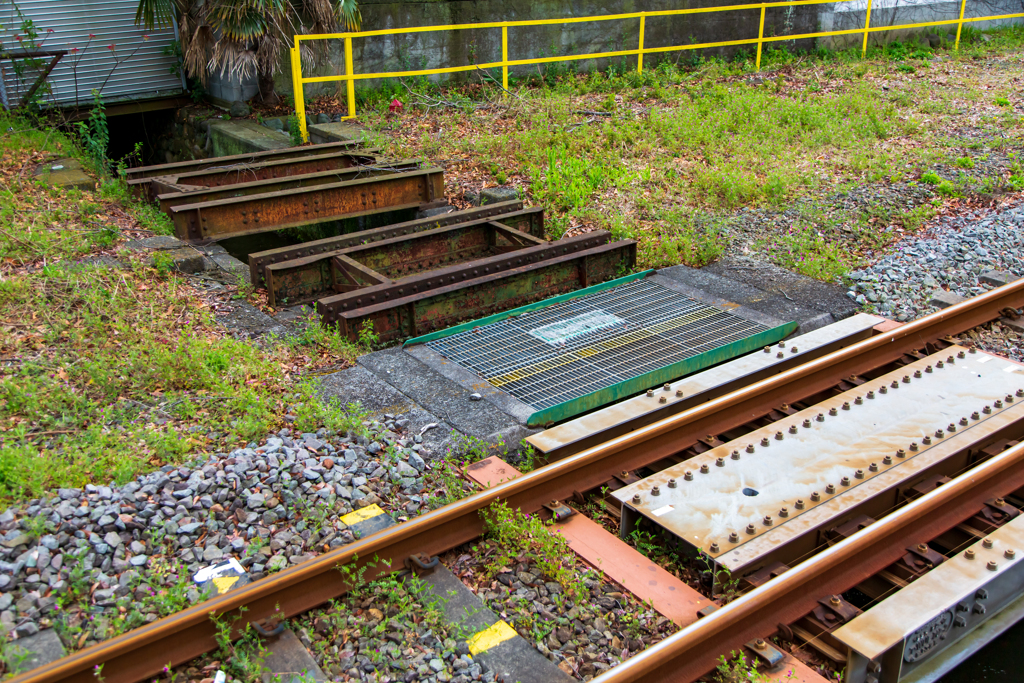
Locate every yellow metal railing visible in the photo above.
<box><xmin>291</xmin><ymin>0</ymin><xmax>1023</xmax><ymax>142</ymax></box>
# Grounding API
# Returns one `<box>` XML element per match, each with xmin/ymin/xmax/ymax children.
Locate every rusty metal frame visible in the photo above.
<box><xmin>13</xmin><ymin>279</ymin><xmax>1024</xmax><ymax>683</ymax></box>
<box><xmin>154</xmin><ymin>150</ymin><xmax>382</xmax><ymax>191</ymax></box>
<box><xmin>247</xmin><ymin>202</ymin><xmax>541</xmax><ymax>286</ymax></box>
<box><xmin>169</xmin><ymin>168</ymin><xmax>445</xmax><ymax>242</ymax></box>
<box><xmin>264</xmin><ymin>214</ymin><xmax>552</xmax><ymax>307</ymax></box>
<box><xmin>154</xmin><ymin>160</ymin><xmax>422</xmax><ymax>214</ymax></box>
<box><xmin>317</xmin><ymin>233</ymin><xmax>636</xmax><ymax>343</ymax></box>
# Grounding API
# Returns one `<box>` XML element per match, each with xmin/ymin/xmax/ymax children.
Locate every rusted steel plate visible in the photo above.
<box><xmin>160</xmin><ymin>150</ymin><xmax>381</xmax><ymax>192</ymax></box>
<box><xmin>170</xmin><ymin>168</ymin><xmax>445</xmax><ymax>242</ymax></box>
<box><xmin>13</xmin><ymin>281</ymin><xmax>1024</xmax><ymax>683</ymax></box>
<box><xmin>614</xmin><ymin>347</ymin><xmax>1024</xmax><ymax>575</ymax></box>
<box><xmin>317</xmin><ymin>234</ymin><xmax>636</xmax><ymax>343</ymax></box>
<box><xmin>156</xmin><ymin>160</ymin><xmax>422</xmax><ymax>214</ymax></box>
<box><xmin>247</xmin><ymin>202</ymin><xmax>541</xmax><ymax>286</ymax></box>
<box><xmin>125</xmin><ymin>140</ymin><xmax>363</xmax><ymax>195</ymax></box>
<box><xmin>264</xmin><ymin>218</ymin><xmax>547</xmax><ymax>307</ymax></box>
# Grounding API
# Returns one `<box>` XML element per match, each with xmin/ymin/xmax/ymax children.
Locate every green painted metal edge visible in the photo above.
<box><xmin>525</xmin><ymin>320</ymin><xmax>799</xmax><ymax>427</ymax></box>
<box><xmin>402</xmin><ymin>269</ymin><xmax>654</xmax><ymax>347</ymax></box>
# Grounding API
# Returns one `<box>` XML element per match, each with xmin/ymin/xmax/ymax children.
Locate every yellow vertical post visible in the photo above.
<box><xmin>344</xmin><ymin>36</ymin><xmax>356</xmax><ymax>120</ymax></box>
<box><xmin>291</xmin><ymin>44</ymin><xmax>308</xmax><ymax>144</ymax></box>
<box><xmin>862</xmin><ymin>0</ymin><xmax>873</xmax><ymax>58</ymax></box>
<box><xmin>954</xmin><ymin>0</ymin><xmax>968</xmax><ymax>50</ymax></box>
<box><xmin>638</xmin><ymin>14</ymin><xmax>646</xmax><ymax>73</ymax></box>
<box><xmin>502</xmin><ymin>25</ymin><xmax>509</xmax><ymax>93</ymax></box>
<box><xmin>756</xmin><ymin>5</ymin><xmax>766</xmax><ymax>70</ymax></box>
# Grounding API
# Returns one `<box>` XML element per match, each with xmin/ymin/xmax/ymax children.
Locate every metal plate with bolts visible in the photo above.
<box><xmin>424</xmin><ymin>277</ymin><xmax>795</xmax><ymax>426</ymax></box>
<box><xmin>527</xmin><ymin>313</ymin><xmax>885</xmax><ymax>459</ymax></box>
<box><xmin>834</xmin><ymin>511</ymin><xmax>1024</xmax><ymax>683</ymax></box>
<box><xmin>612</xmin><ymin>347</ymin><xmax>1024</xmax><ymax>575</ymax></box>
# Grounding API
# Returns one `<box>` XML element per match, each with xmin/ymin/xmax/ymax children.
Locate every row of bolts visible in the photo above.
<box><xmin>633</xmin><ymin>348</ymin><xmax>1024</xmax><ymax>554</ymax></box>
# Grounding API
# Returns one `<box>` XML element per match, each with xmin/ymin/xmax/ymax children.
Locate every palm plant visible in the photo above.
<box><xmin>136</xmin><ymin>0</ymin><xmax>360</xmax><ymax>102</ymax></box>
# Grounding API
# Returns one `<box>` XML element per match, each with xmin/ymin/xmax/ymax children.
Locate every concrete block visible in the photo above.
<box><xmin>478</xmin><ymin>186</ymin><xmax>519</xmax><ymax>206</ymax></box>
<box><xmin>1001</xmin><ymin>317</ymin><xmax>1024</xmax><ymax>334</ymax></box>
<box><xmin>980</xmin><ymin>270</ymin><xmax>1018</xmax><ymax>287</ymax></box>
<box><xmin>307</xmin><ymin>121</ymin><xmax>367</xmax><ymax>144</ymax></box>
<box><xmin>5</xmin><ymin>629</ymin><xmax>65</xmax><ymax>674</ymax></box>
<box><xmin>209</xmin><ymin>252</ymin><xmax>250</xmax><ymax>281</ymax></box>
<box><xmin>208</xmin><ymin>120</ymin><xmax>291</xmax><ymax>156</ymax></box>
<box><xmin>263</xmin><ymin>629</ymin><xmax>327</xmax><ymax>683</ymax></box>
<box><xmin>930</xmin><ymin>289</ymin><xmax>968</xmax><ymax>309</ymax></box>
<box><xmin>417</xmin><ymin>204</ymin><xmax>455</xmax><ymax>219</ymax></box>
<box><xmin>123</xmin><ymin>235</ymin><xmax>185</xmax><ymax>251</ymax></box>
<box><xmin>160</xmin><ymin>247</ymin><xmax>208</xmax><ymax>274</ymax></box>
<box><xmin>33</xmin><ymin>158</ymin><xmax>94</xmax><ymax>192</ymax></box>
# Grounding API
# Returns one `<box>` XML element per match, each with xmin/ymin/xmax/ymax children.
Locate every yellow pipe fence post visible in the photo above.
<box><xmin>955</xmin><ymin>0</ymin><xmax>968</xmax><ymax>49</ymax></box>
<box><xmin>502</xmin><ymin>25</ymin><xmax>509</xmax><ymax>93</ymax></box>
<box><xmin>345</xmin><ymin>36</ymin><xmax>357</xmax><ymax>120</ymax></box>
<box><xmin>756</xmin><ymin>4</ymin><xmax>766</xmax><ymax>70</ymax></box>
<box><xmin>291</xmin><ymin>45</ymin><xmax>308</xmax><ymax>143</ymax></box>
<box><xmin>862</xmin><ymin>0</ymin><xmax>873</xmax><ymax>58</ymax></box>
<box><xmin>638</xmin><ymin>14</ymin><xmax>646</xmax><ymax>73</ymax></box>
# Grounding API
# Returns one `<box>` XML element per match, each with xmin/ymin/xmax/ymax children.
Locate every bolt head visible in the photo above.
<box><xmin>779</xmin><ymin>507</ymin><xmax>789</xmax><ymax>517</ymax></box>
<box><xmin>731</xmin><ymin>450</ymin><xmax>741</xmax><ymax>460</ymax></box>
<box><xmin>729</xmin><ymin>532</ymin><xmax>739</xmax><ymax>543</ymax></box>
<box><xmin>716</xmin><ymin>457</ymin><xmax>725</xmax><ymax>467</ymax></box>
<box><xmin>659</xmin><ymin>396</ymin><xmax>667</xmax><ymax>404</ymax></box>
<box><xmin>1006</xmin><ymin>549</ymin><xmax>1016</xmax><ymax>559</ymax></box>
<box><xmin>829</xmin><ymin>407</ymin><xmax>838</xmax><ymax>416</ymax></box>
<box><xmin>763</xmin><ymin>515</ymin><xmax>773</xmax><ymax>526</ymax></box>
<box><xmin>795</xmin><ymin>499</ymin><xmax>805</xmax><ymax>509</ymax></box>
<box><xmin>746</xmin><ymin>523</ymin><xmax>756</xmax><ymax>534</ymax></box>
<box><xmin>983</xmin><ymin>538</ymin><xmax>994</xmax><ymax>549</ymax></box>
<box><xmin>803</xmin><ymin>419</ymin><xmax>811</xmax><ymax>428</ymax></box>
<box><xmin>816</xmin><ymin>413</ymin><xmax>825</xmax><ymax>422</ymax></box>
<box><xmin>988</xmin><ymin>560</ymin><xmax>998</xmax><ymax>571</ymax></box>
<box><xmin>709</xmin><ymin>542</ymin><xmax>720</xmax><ymax>553</ymax></box>
<box><xmin>684</xmin><ymin>471</ymin><xmax>693</xmax><ymax>481</ymax></box>
<box><xmin>869</xmin><ymin>463</ymin><xmax>878</xmax><ymax>472</ymax></box>
<box><xmin>746</xmin><ymin>444</ymin><xmax>755</xmax><ymax>453</ymax></box>
<box><xmin>663</xmin><ymin>383</ymin><xmax>671</xmax><ymax>391</ymax></box>
<box><xmin>632</xmin><ymin>494</ymin><xmax>641</xmax><ymax>504</ymax></box>
<box><xmin>646</xmin><ymin>389</ymin><xmax>653</xmax><ymax>397</ymax></box>
<box><xmin>958</xmin><ymin>351</ymin><xmax>966</xmax><ymax>358</ymax></box>
<box><xmin>668</xmin><ymin>478</ymin><xmax>677</xmax><ymax>488</ymax></box>
<box><xmin>826</xmin><ymin>484</ymin><xmax>836</xmax><ymax>493</ymax></box>
<box><xmin>843</xmin><ymin>402</ymin><xmax>851</xmax><ymax>410</ymax></box>
<box><xmin>676</xmin><ymin>389</ymin><xmax>684</xmax><ymax>397</ymax></box>
<box><xmin>965</xmin><ymin>549</ymin><xmax>976</xmax><ymax>559</ymax></box>
<box><xmin>883</xmin><ymin>455</ymin><xmax>892</xmax><ymax>464</ymax></box>
<box><xmin>811</xmin><ymin>492</ymin><xmax>821</xmax><ymax>501</ymax></box>
<box><xmin>761</xmin><ymin>437</ymin><xmax>770</xmax><ymax>447</ymax></box>
<box><xmin>775</xmin><ymin>431</ymin><xmax>784</xmax><ymax>440</ymax></box>
<box><xmin>842</xmin><ymin>476</ymin><xmax>852</xmax><ymax>485</ymax></box>
<box><xmin>700</xmin><ymin>464</ymin><xmax>710</xmax><ymax>473</ymax></box>
<box><xmin>651</xmin><ymin>486</ymin><xmax>660</xmax><ymax>496</ymax></box>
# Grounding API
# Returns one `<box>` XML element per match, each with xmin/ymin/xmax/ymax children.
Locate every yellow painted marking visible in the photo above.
<box><xmin>467</xmin><ymin>620</ymin><xmax>518</xmax><ymax>655</ymax></box>
<box><xmin>341</xmin><ymin>504</ymin><xmax>385</xmax><ymax>526</ymax></box>
<box><xmin>212</xmin><ymin>576</ymin><xmax>239</xmax><ymax>594</ymax></box>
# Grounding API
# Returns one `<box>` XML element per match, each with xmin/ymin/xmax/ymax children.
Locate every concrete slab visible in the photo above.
<box><xmin>208</xmin><ymin>252</ymin><xmax>250</xmax><ymax>282</ymax></box>
<box><xmin>215</xmin><ymin>300</ymin><xmax>289</xmax><ymax>340</ymax></box>
<box><xmin>5</xmin><ymin>628</ymin><xmax>66</xmax><ymax>675</ymax></box>
<box><xmin>33</xmin><ymin>158</ymin><xmax>94</xmax><ymax>192</ymax></box>
<box><xmin>307</xmin><ymin>122</ymin><xmax>368</xmax><ymax>144</ymax></box>
<box><xmin>263</xmin><ymin>629</ymin><xmax>327</xmax><ymax>682</ymax></box>
<box><xmin>655</xmin><ymin>265</ymin><xmax>835</xmax><ymax>335</ymax></box>
<box><xmin>1001</xmin><ymin>316</ymin><xmax>1024</xmax><ymax>334</ymax></box>
<box><xmin>358</xmin><ymin>347</ymin><xmax>537</xmax><ymax>446</ymax></box>
<box><xmin>980</xmin><ymin>270</ymin><xmax>1018</xmax><ymax>287</ymax></box>
<box><xmin>209</xmin><ymin>120</ymin><xmax>292</xmax><ymax>156</ymax></box>
<box><xmin>930</xmin><ymin>289</ymin><xmax>968</xmax><ymax>309</ymax></box>
<box><xmin>123</xmin><ymin>235</ymin><xmax>186</xmax><ymax>251</ymax></box>
<box><xmin>704</xmin><ymin>257</ymin><xmax>859</xmax><ymax>322</ymax></box>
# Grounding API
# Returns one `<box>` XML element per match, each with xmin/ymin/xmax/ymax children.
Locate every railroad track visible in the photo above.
<box><xmin>14</xmin><ymin>277</ymin><xmax>1024</xmax><ymax>683</ymax></box>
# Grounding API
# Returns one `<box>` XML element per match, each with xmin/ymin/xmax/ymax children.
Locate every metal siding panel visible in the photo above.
<box><xmin>1</xmin><ymin>0</ymin><xmax>183</xmax><ymax>106</ymax></box>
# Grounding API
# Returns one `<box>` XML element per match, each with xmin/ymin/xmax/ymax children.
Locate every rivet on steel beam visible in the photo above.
<box><xmin>937</xmin><ymin>360</ymin><xmax>944</xmax><ymax>368</ymax></box>
<box><xmin>795</xmin><ymin>499</ymin><xmax>806</xmax><ymax>509</ymax></box>
<box><xmin>880</xmin><ymin>386</ymin><xmax>888</xmax><ymax>394</ymax></box>
<box><xmin>803</xmin><ymin>419</ymin><xmax>811</xmax><ymax>428</ymax></box>
<box><xmin>816</xmin><ymin>413</ymin><xmax>825</xmax><ymax>422</ymax></box>
<box><xmin>700</xmin><ymin>464</ymin><xmax>710</xmax><ymax>474</ymax></box>
<box><xmin>969</xmin><ymin>346</ymin><xmax>977</xmax><ymax>354</ymax></box>
<box><xmin>960</xmin><ymin>417</ymin><xmax>969</xmax><ymax>426</ymax></box>
<box><xmin>983</xmin><ymin>405</ymin><xmax>992</xmax><ymax>414</ymax></box>
<box><xmin>646</xmin><ymin>389</ymin><xmax>654</xmax><ymax>397</ymax></box>
<box><xmin>632</xmin><ymin>494</ymin><xmax>641</xmax><ymax>504</ymax></box>
<box><xmin>732</xmin><ymin>450</ymin><xmax>741</xmax><ymax>460</ymax></box>
<box><xmin>891</xmin><ymin>380</ymin><xmax>900</xmax><ymax>389</ymax></box>
<box><xmin>778</xmin><ymin>341</ymin><xmax>786</xmax><ymax>348</ymax></box>
<box><xmin>789</xmin><ymin>425</ymin><xmax>798</xmax><ymax>434</ymax></box>
<box><xmin>791</xmin><ymin>346</ymin><xmax>798</xmax><ymax>353</ymax></box>
<box><xmin>826</xmin><ymin>484</ymin><xmax>837</xmax><ymax>494</ymax></box>
<box><xmin>994</xmin><ymin>400</ymin><xmax>1003</xmax><ymax>409</ymax></box>
<box><xmin>843</xmin><ymin>401</ymin><xmax>851</xmax><ymax>410</ymax></box>
<box><xmin>746</xmin><ymin>524</ymin><xmax>757</xmax><ymax>534</ymax></box>
<box><xmin>779</xmin><ymin>507</ymin><xmax>789</xmax><ymax>518</ymax></box>
<box><xmin>983</xmin><ymin>538</ymin><xmax>994</xmax><ymax>549</ymax></box>
<box><xmin>1006</xmin><ymin>549</ymin><xmax>1016</xmax><ymax>559</ymax></box>
<box><xmin>958</xmin><ymin>350</ymin><xmax>966</xmax><ymax>359</ymax></box>
<box><xmin>716</xmin><ymin>457</ymin><xmax>725</xmax><ymax>467</ymax></box>
<box><xmin>923</xmin><ymin>436</ymin><xmax>932</xmax><ymax>445</ymax></box>
<box><xmin>764</xmin><ymin>346</ymin><xmax>771</xmax><ymax>353</ymax></box>
<box><xmin>869</xmin><ymin>463</ymin><xmax>879</xmax><ymax>472</ymax></box>
<box><xmin>965</xmin><ymin>549</ymin><xmax>976</xmax><ymax>560</ymax></box>
<box><xmin>676</xmin><ymin>389</ymin><xmax>684</xmax><ymax>397</ymax></box>
<box><xmin>685</xmin><ymin>471</ymin><xmax>694</xmax><ymax>481</ymax></box>
<box><xmin>867</xmin><ymin>390</ymin><xmax>875</xmax><ymax>399</ymax></box>
<box><xmin>988</xmin><ymin>561</ymin><xmax>998</xmax><ymax>571</ymax></box>
<box><xmin>935</xmin><ymin>429</ymin><xmax>944</xmax><ymax>438</ymax></box>
<box><xmin>909</xmin><ymin>443</ymin><xmax>918</xmax><ymax>452</ymax></box>
<box><xmin>829</xmin><ymin>407</ymin><xmax>838</xmax><ymax>416</ymax></box>
<box><xmin>761</xmin><ymin>437</ymin><xmax>770</xmax><ymax>447</ymax></box>
<box><xmin>668</xmin><ymin>478</ymin><xmax>677</xmax><ymax>488</ymax></box>
<box><xmin>775</xmin><ymin>431</ymin><xmax>784</xmax><ymax>440</ymax></box>
<box><xmin>763</xmin><ymin>515</ymin><xmax>773</xmax><ymax>526</ymax></box>
<box><xmin>925</xmin><ymin>365</ymin><xmax>933</xmax><ymax>373</ymax></box>
<box><xmin>811</xmin><ymin>492</ymin><xmax>821</xmax><ymax>502</ymax></box>
<box><xmin>902</xmin><ymin>375</ymin><xmax>911</xmax><ymax>384</ymax></box>
<box><xmin>729</xmin><ymin>532</ymin><xmax>740</xmax><ymax>543</ymax></box>
<box><xmin>663</xmin><ymin>384</ymin><xmax>671</xmax><ymax>391</ymax></box>
<box><xmin>659</xmin><ymin>396</ymin><xmax>667</xmax><ymax>404</ymax></box>
<box><xmin>972</xmin><ymin>411</ymin><xmax>981</xmax><ymax>420</ymax></box>
<box><xmin>948</xmin><ymin>423</ymin><xmax>956</xmax><ymax>432</ymax></box>
<box><xmin>709</xmin><ymin>542</ymin><xmax>720</xmax><ymax>553</ymax></box>
<box><xmin>777</xmin><ymin>351</ymin><xmax>784</xmax><ymax>358</ymax></box>
<box><xmin>652</xmin><ymin>486</ymin><xmax>661</xmax><ymax>496</ymax></box>
<box><xmin>746</xmin><ymin>444</ymin><xmax>756</xmax><ymax>453</ymax></box>
<box><xmin>855</xmin><ymin>396</ymin><xmax>864</xmax><ymax>405</ymax></box>
<box><xmin>883</xmin><ymin>455</ymin><xmax>893</xmax><ymax>465</ymax></box>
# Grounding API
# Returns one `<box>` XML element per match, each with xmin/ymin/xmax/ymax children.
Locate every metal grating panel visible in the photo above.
<box><xmin>427</xmin><ymin>278</ymin><xmax>771</xmax><ymax>411</ymax></box>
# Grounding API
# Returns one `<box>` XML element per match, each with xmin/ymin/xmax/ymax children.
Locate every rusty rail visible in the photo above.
<box><xmin>247</xmin><ymin>201</ymin><xmax>542</xmax><ymax>286</ymax></box>
<box><xmin>169</xmin><ymin>168</ymin><xmax>445</xmax><ymax>241</ymax></box>
<box><xmin>153</xmin><ymin>150</ymin><xmax>382</xmax><ymax>192</ymax></box>
<box><xmin>14</xmin><ymin>278</ymin><xmax>1024</xmax><ymax>683</ymax></box>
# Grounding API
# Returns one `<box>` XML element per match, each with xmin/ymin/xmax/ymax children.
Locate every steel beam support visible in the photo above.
<box><xmin>160</xmin><ymin>150</ymin><xmax>382</xmax><ymax>191</ymax></box>
<box><xmin>13</xmin><ymin>279</ymin><xmax>1024</xmax><ymax>683</ymax></box>
<box><xmin>169</xmin><ymin>168</ymin><xmax>445</xmax><ymax>242</ymax></box>
<box><xmin>247</xmin><ymin>203</ymin><xmax>540</xmax><ymax>286</ymax></box>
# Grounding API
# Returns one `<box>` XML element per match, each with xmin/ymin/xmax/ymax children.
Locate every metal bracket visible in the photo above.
<box><xmin>744</xmin><ymin>638</ymin><xmax>784</xmax><ymax>667</ymax></box>
<box><xmin>543</xmin><ymin>500</ymin><xmax>575</xmax><ymax>522</ymax></box>
<box><xmin>405</xmin><ymin>553</ymin><xmax>440</xmax><ymax>575</ymax></box>
<box><xmin>252</xmin><ymin>620</ymin><xmax>286</xmax><ymax>638</ymax></box>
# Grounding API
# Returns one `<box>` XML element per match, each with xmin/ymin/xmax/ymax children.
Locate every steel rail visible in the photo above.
<box><xmin>591</xmin><ymin>439</ymin><xmax>1024</xmax><ymax>683</ymax></box>
<box><xmin>14</xmin><ymin>278</ymin><xmax>1024</xmax><ymax>683</ymax></box>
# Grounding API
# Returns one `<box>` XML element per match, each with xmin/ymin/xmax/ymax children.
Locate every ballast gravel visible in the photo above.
<box><xmin>0</xmin><ymin>415</ymin><xmax>432</xmax><ymax>652</ymax></box>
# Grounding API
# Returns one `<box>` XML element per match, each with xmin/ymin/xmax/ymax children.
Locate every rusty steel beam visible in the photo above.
<box><xmin>169</xmin><ymin>168</ymin><xmax>445</xmax><ymax>242</ymax></box>
<box><xmin>14</xmin><ymin>280</ymin><xmax>1024</xmax><ymax>683</ymax></box>
<box><xmin>247</xmin><ymin>202</ymin><xmax>541</xmax><ymax>286</ymax></box>
<box><xmin>264</xmin><ymin>215</ymin><xmax>548</xmax><ymax>307</ymax></box>
<box><xmin>316</xmin><ymin>233</ymin><xmax>635</xmax><ymax>343</ymax></box>
<box><xmin>159</xmin><ymin>150</ymin><xmax>383</xmax><ymax>191</ymax></box>
<box><xmin>591</xmin><ymin>439</ymin><xmax>1024</xmax><ymax>683</ymax></box>
<box><xmin>155</xmin><ymin>160</ymin><xmax>422</xmax><ymax>214</ymax></box>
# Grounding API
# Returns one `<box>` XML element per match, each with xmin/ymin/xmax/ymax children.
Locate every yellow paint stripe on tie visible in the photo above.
<box><xmin>466</xmin><ymin>620</ymin><xmax>518</xmax><ymax>656</ymax></box>
<box><xmin>340</xmin><ymin>504</ymin><xmax>385</xmax><ymax>526</ymax></box>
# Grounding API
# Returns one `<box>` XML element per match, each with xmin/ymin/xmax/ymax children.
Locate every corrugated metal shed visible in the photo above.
<box><xmin>0</xmin><ymin>0</ymin><xmax>184</xmax><ymax>107</ymax></box>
